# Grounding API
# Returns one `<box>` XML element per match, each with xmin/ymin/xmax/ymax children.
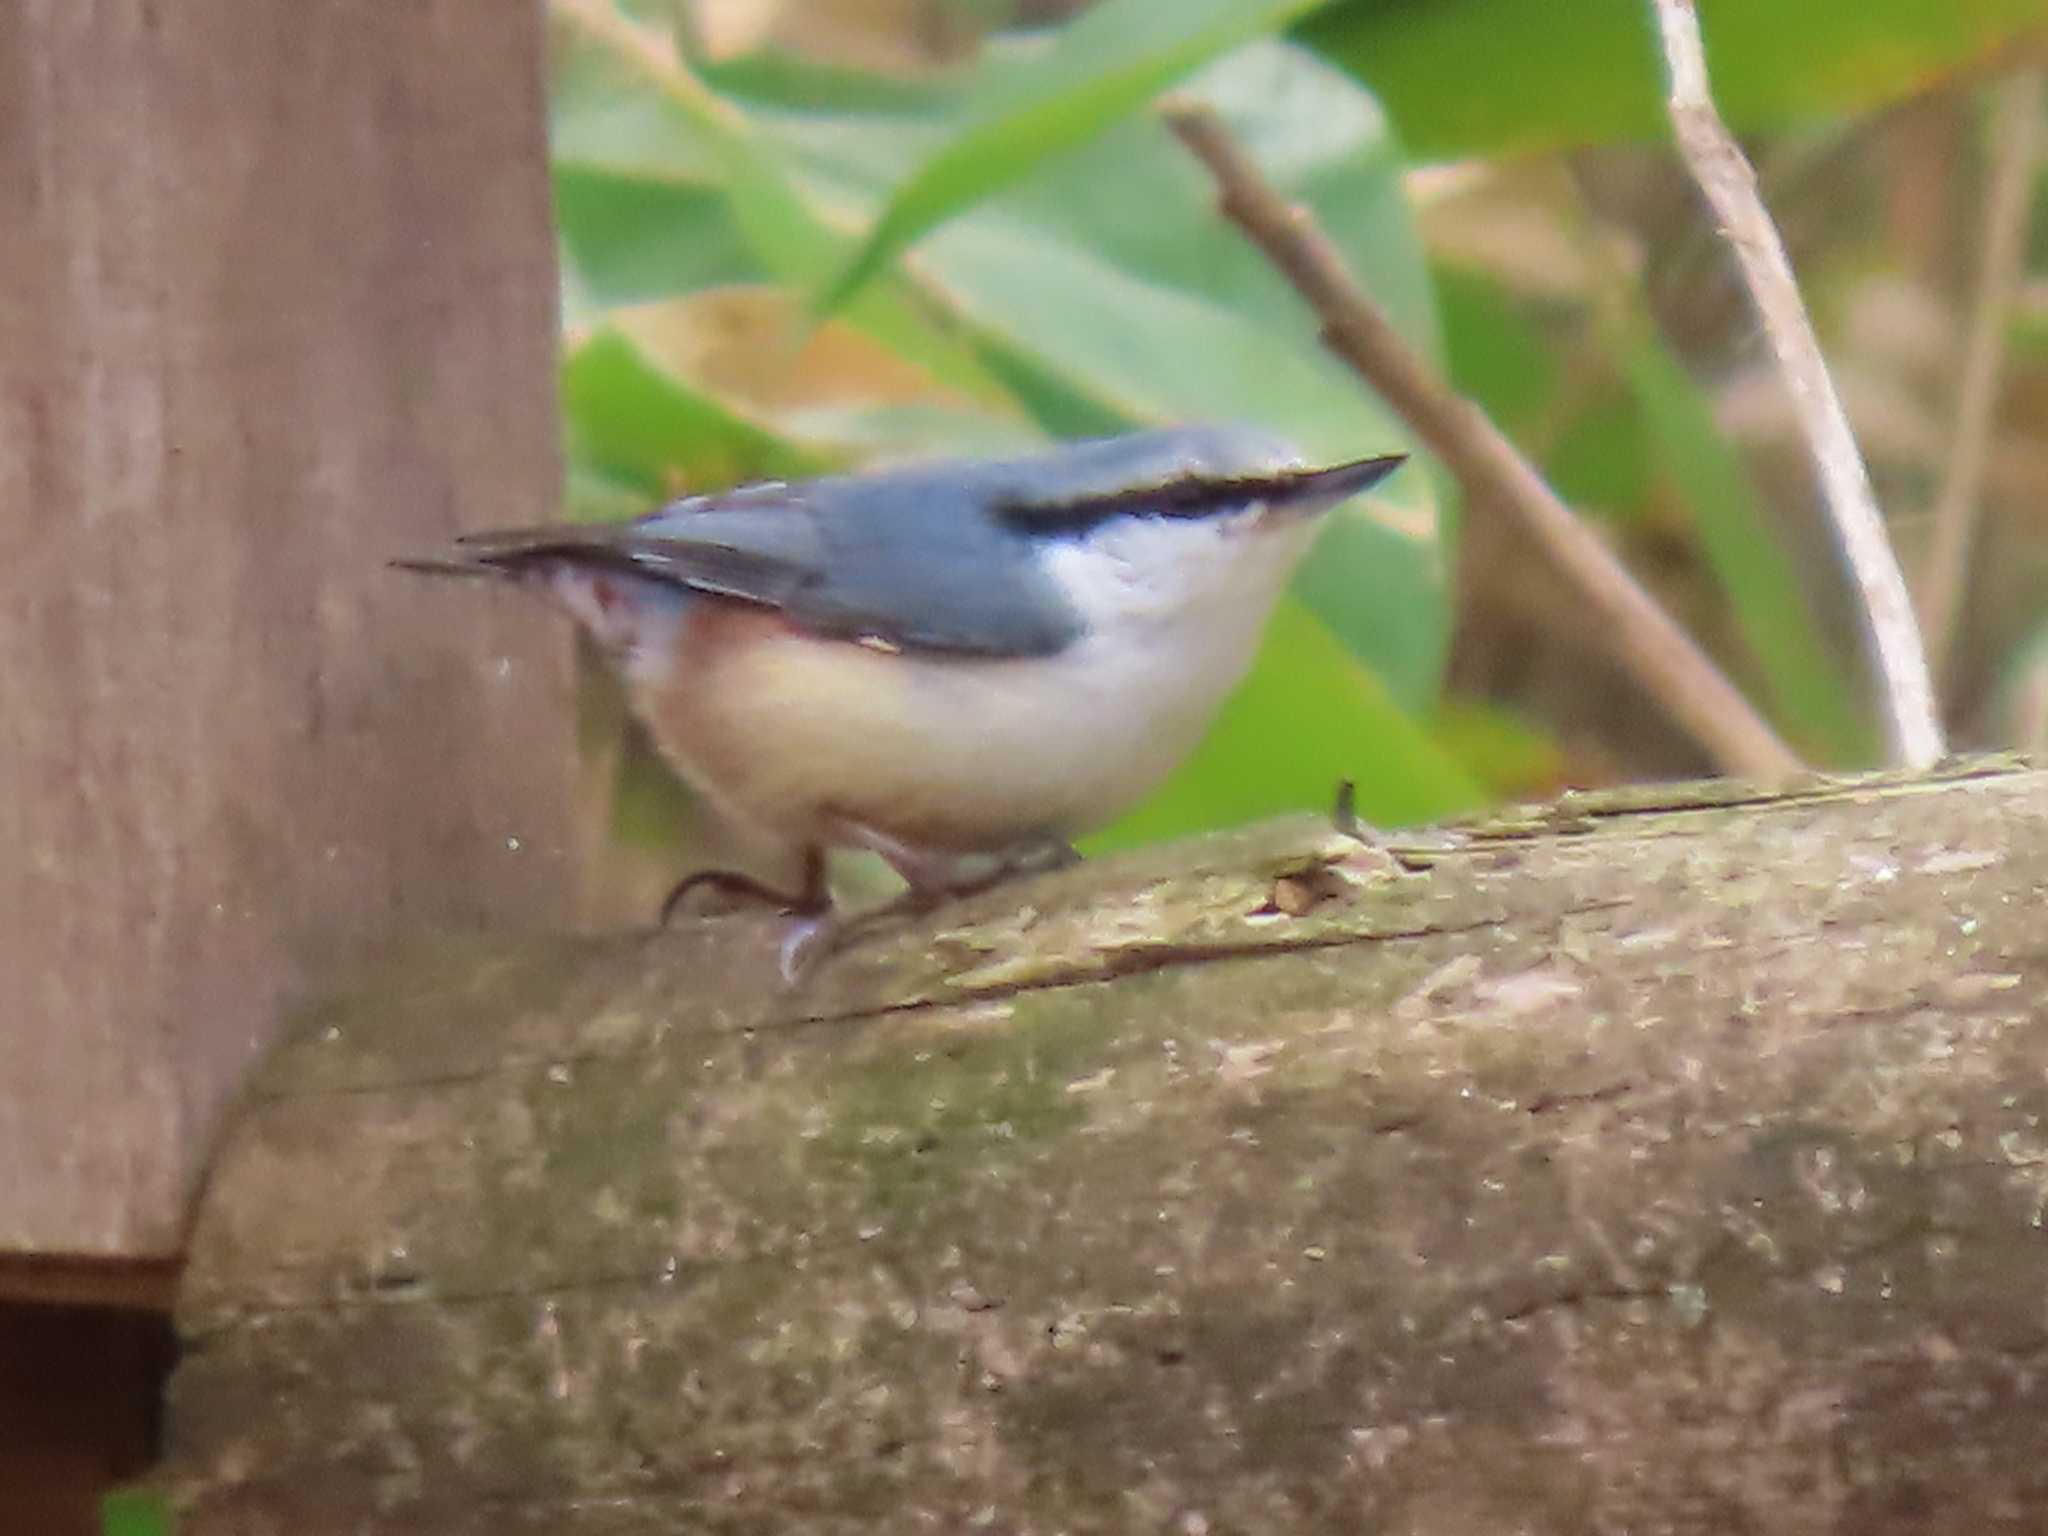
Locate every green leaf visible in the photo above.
<box><xmin>1434</xmin><ymin>265</ymin><xmax>1561</xmax><ymax>436</ymax></box>
<box><xmin>1288</xmin><ymin>479</ymin><xmax>1455</xmax><ymax>718</ymax></box>
<box><xmin>1546</xmin><ymin>383</ymin><xmax>1654</xmax><ymax>521</ymax></box>
<box><xmin>552</xmin><ymin>32</ymin><xmax>721</xmax><ymax>180</ymax></box>
<box><xmin>1623</xmin><ymin>337</ymin><xmax>1871</xmax><ymax>763</ymax></box>
<box><xmin>1300</xmin><ymin>0</ymin><xmax>2046</xmax><ymax>159</ymax></box>
<box><xmin>820</xmin><ymin>0</ymin><xmax>1333</xmax><ymax>315</ymax></box>
<box><xmin>766</xmin><ymin>401</ymin><xmax>1049</xmax><ymax>463</ymax></box>
<box><xmin>550</xmin><ymin>6</ymin><xmax>1011</xmax><ymax>410</ymax></box>
<box><xmin>1089</xmin><ymin>597</ymin><xmax>1485</xmax><ymax>851</ymax></box>
<box><xmin>698</xmin><ymin>50</ymin><xmax>968</xmax><ymax>120</ymax></box>
<box><xmin>555</xmin><ymin>169</ymin><xmax>763</xmax><ymax>308</ymax></box>
<box><xmin>561</xmin><ymin>327</ymin><xmax>828</xmax><ymax>498</ymax></box>
<box><xmin>927</xmin><ymin>217</ymin><xmax>1383</xmax><ymax>439</ymax></box>
<box><xmin>102</xmin><ymin>1489</ymin><xmax>172</xmax><ymax>1536</ymax></box>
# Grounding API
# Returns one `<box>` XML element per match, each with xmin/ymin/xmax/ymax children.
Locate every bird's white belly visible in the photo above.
<box><xmin>640</xmin><ymin>605</ymin><xmax>1263</xmax><ymax>852</ymax></box>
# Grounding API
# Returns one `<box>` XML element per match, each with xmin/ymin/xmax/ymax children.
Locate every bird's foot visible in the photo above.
<box><xmin>901</xmin><ymin>835</ymin><xmax>1089</xmax><ymax>909</ymax></box>
<box><xmin>833</xmin><ymin>821</ymin><xmax>1080</xmax><ymax>906</ymax></box>
<box><xmin>775</xmin><ymin>912</ymin><xmax>840</xmax><ymax>985</ymax></box>
<box><xmin>659</xmin><ymin>848</ymin><xmax>834</xmax><ymax>986</ymax></box>
<box><xmin>658</xmin><ymin>867</ymin><xmax>822</xmax><ymax>926</ymax></box>
<box><xmin>1331</xmin><ymin>779</ymin><xmax>1385</xmax><ymax>849</ymax></box>
<box><xmin>1331</xmin><ymin>779</ymin><xmax>1463</xmax><ymax>870</ymax></box>
<box><xmin>783</xmin><ymin>825</ymin><xmax>1083</xmax><ymax>978</ymax></box>
<box><xmin>660</xmin><ymin>845</ymin><xmax>828</xmax><ymax>926</ymax></box>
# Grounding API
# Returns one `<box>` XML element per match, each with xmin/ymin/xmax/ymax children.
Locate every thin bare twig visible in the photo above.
<box><xmin>1918</xmin><ymin>70</ymin><xmax>2044</xmax><ymax>685</ymax></box>
<box><xmin>1648</xmin><ymin>0</ymin><xmax>1944</xmax><ymax>769</ymax></box>
<box><xmin>1161</xmin><ymin>99</ymin><xmax>1802</xmax><ymax>782</ymax></box>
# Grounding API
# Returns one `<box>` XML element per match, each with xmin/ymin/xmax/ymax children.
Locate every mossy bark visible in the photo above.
<box><xmin>166</xmin><ymin>760</ymin><xmax>2048</xmax><ymax>1534</ymax></box>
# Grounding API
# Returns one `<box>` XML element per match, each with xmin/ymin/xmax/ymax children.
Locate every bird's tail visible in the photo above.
<box><xmin>391</xmin><ymin>522</ymin><xmax>647</xmax><ymax>579</ymax></box>
<box><xmin>388</xmin><ymin>554</ymin><xmax>510</xmax><ymax>581</ymax></box>
<box><xmin>393</xmin><ymin>533</ymin><xmax>688</xmax><ymax>662</ymax></box>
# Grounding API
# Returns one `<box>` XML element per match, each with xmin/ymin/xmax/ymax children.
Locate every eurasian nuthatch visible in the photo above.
<box><xmin>403</xmin><ymin>425</ymin><xmax>1403</xmax><ymax>959</ymax></box>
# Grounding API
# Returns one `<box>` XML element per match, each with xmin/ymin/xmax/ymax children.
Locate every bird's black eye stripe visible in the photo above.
<box><xmin>995</xmin><ymin>471</ymin><xmax>1292</xmax><ymax>533</ymax></box>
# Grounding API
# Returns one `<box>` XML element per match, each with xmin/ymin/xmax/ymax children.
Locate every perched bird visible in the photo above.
<box><xmin>401</xmin><ymin>425</ymin><xmax>1402</xmax><ymax>967</ymax></box>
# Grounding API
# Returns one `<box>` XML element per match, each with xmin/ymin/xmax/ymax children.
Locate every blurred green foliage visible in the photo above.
<box><xmin>550</xmin><ymin>0</ymin><xmax>2042</xmax><ymax>871</ymax></box>
<box><xmin>554</xmin><ymin>0</ymin><xmax>1462</xmax><ymax>856</ymax></box>
<box><xmin>101</xmin><ymin>1488</ymin><xmax>170</xmax><ymax>1536</ymax></box>
<box><xmin>1301</xmin><ymin>0</ymin><xmax>2042</xmax><ymax>158</ymax></box>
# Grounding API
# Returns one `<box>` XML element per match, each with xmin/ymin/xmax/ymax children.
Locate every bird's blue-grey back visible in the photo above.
<box><xmin>620</xmin><ymin>425</ymin><xmax>1309</xmax><ymax>655</ymax></box>
<box><xmin>439</xmin><ymin>425</ymin><xmax>1397</xmax><ymax>659</ymax></box>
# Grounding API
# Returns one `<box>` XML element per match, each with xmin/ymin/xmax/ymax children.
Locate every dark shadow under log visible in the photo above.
<box><xmin>165</xmin><ymin>759</ymin><xmax>2048</xmax><ymax>1533</ymax></box>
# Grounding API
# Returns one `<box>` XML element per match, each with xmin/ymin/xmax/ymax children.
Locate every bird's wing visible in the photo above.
<box><xmin>437</xmin><ymin>479</ymin><xmax>1083</xmax><ymax>659</ymax></box>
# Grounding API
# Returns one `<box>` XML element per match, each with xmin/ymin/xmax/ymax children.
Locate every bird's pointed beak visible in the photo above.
<box><xmin>1263</xmin><ymin>452</ymin><xmax>1407</xmax><ymax>519</ymax></box>
<box><xmin>1236</xmin><ymin>451</ymin><xmax>1406</xmax><ymax>536</ymax></box>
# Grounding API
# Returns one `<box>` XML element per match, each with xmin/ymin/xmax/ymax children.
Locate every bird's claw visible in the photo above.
<box><xmin>1331</xmin><ymin>779</ymin><xmax>1384</xmax><ymax>849</ymax></box>
<box><xmin>777</xmin><ymin>913</ymin><xmax>838</xmax><ymax>986</ymax></box>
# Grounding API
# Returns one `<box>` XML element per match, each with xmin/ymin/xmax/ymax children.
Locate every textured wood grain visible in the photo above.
<box><xmin>165</xmin><ymin>762</ymin><xmax>2048</xmax><ymax>1534</ymax></box>
<box><xmin>0</xmin><ymin>0</ymin><xmax>578</xmax><ymax>1260</ymax></box>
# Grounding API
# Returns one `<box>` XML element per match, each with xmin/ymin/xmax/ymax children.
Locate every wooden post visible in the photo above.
<box><xmin>165</xmin><ymin>762</ymin><xmax>2048</xmax><ymax>1533</ymax></box>
<box><xmin>0</xmin><ymin>0</ymin><xmax>576</xmax><ymax>1269</ymax></box>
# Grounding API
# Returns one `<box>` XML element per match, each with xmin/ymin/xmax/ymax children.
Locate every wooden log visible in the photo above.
<box><xmin>0</xmin><ymin>0</ymin><xmax>575</xmax><ymax>1262</ymax></box>
<box><xmin>166</xmin><ymin>760</ymin><xmax>2048</xmax><ymax>1533</ymax></box>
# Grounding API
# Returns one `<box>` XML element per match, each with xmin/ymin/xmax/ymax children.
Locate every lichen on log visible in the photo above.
<box><xmin>166</xmin><ymin>760</ymin><xmax>2048</xmax><ymax>1534</ymax></box>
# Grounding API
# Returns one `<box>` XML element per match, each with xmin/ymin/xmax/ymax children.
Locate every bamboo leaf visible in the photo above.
<box><xmin>820</xmin><ymin>0</ymin><xmax>1330</xmax><ymax>314</ymax></box>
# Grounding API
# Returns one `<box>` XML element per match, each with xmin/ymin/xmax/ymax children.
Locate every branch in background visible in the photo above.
<box><xmin>1160</xmin><ymin>99</ymin><xmax>1804</xmax><ymax>783</ymax></box>
<box><xmin>1647</xmin><ymin>0</ymin><xmax>1945</xmax><ymax>770</ymax></box>
<box><xmin>1918</xmin><ymin>70</ymin><xmax>2044</xmax><ymax>686</ymax></box>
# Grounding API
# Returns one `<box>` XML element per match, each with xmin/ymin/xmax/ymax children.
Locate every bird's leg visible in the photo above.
<box><xmin>1018</xmin><ymin>835</ymin><xmax>1084</xmax><ymax>874</ymax></box>
<box><xmin>1330</xmin><ymin>778</ymin><xmax>1467</xmax><ymax>870</ymax></box>
<box><xmin>776</xmin><ymin>827</ymin><xmax>1084</xmax><ymax>984</ymax></box>
<box><xmin>659</xmin><ymin>847</ymin><xmax>837</xmax><ymax>987</ymax></box>
<box><xmin>930</xmin><ymin>834</ymin><xmax>1081</xmax><ymax>899</ymax></box>
<box><xmin>1330</xmin><ymin>779</ymin><xmax>1385</xmax><ymax>850</ymax></box>
<box><xmin>845</xmin><ymin>825</ymin><xmax>1079</xmax><ymax>910</ymax></box>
